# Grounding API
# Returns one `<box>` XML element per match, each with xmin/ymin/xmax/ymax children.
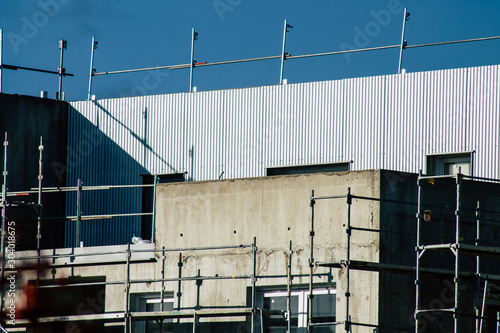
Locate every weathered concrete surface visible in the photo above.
<box><xmin>155</xmin><ymin>170</ymin><xmax>382</xmax><ymax>331</ymax></box>
<box><xmin>156</xmin><ymin>170</ymin><xmax>379</xmax><ymax>250</ymax></box>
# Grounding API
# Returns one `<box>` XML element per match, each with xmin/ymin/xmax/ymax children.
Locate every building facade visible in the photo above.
<box><xmin>6</xmin><ymin>170</ymin><xmax>500</xmax><ymax>333</ymax></box>
<box><xmin>65</xmin><ymin>64</ymin><xmax>500</xmax><ymax>247</ymax></box>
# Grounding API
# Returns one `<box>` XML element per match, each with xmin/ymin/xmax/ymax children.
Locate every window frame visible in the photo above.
<box><xmin>425</xmin><ymin>151</ymin><xmax>474</xmax><ymax>176</ymax></box>
<box><xmin>257</xmin><ymin>284</ymin><xmax>336</xmax><ymax>332</ymax></box>
<box><xmin>130</xmin><ymin>292</ymin><xmax>175</xmax><ymax>333</ymax></box>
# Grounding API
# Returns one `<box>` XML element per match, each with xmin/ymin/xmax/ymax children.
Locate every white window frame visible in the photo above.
<box><xmin>145</xmin><ymin>297</ymin><xmax>175</xmax><ymax>306</ymax></box>
<box><xmin>261</xmin><ymin>287</ymin><xmax>336</xmax><ymax>330</ymax></box>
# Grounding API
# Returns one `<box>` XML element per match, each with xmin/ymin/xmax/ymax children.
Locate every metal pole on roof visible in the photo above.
<box><xmin>87</xmin><ymin>36</ymin><xmax>98</xmax><ymax>100</ymax></box>
<box><xmin>0</xmin><ymin>29</ymin><xmax>3</xmax><ymax>93</ymax></box>
<box><xmin>280</xmin><ymin>19</ymin><xmax>292</xmax><ymax>85</ymax></box>
<box><xmin>189</xmin><ymin>28</ymin><xmax>198</xmax><ymax>92</ymax></box>
<box><xmin>58</xmin><ymin>39</ymin><xmax>67</xmax><ymax>100</ymax></box>
<box><xmin>398</xmin><ymin>8</ymin><xmax>410</xmax><ymax>74</ymax></box>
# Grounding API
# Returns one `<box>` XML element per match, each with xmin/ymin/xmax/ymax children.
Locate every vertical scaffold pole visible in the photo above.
<box><xmin>308</xmin><ymin>190</ymin><xmax>315</xmax><ymax>332</ymax></box>
<box><xmin>415</xmin><ymin>172</ymin><xmax>423</xmax><ymax>333</ymax></box>
<box><xmin>479</xmin><ymin>280</ymin><xmax>488</xmax><ymax>333</ymax></box>
<box><xmin>280</xmin><ymin>19</ymin><xmax>292</xmax><ymax>85</ymax></box>
<box><xmin>152</xmin><ymin>174</ymin><xmax>158</xmax><ymax>243</ymax></box>
<box><xmin>36</xmin><ymin>136</ymin><xmax>44</xmax><ymax>303</ymax></box>
<box><xmin>189</xmin><ymin>28</ymin><xmax>198</xmax><ymax>92</ymax></box>
<box><xmin>192</xmin><ymin>313</ymin><xmax>198</xmax><ymax>333</ymax></box>
<box><xmin>177</xmin><ymin>252</ymin><xmax>183</xmax><ymax>322</ymax></box>
<box><xmin>76</xmin><ymin>179</ymin><xmax>82</xmax><ymax>247</ymax></box>
<box><xmin>454</xmin><ymin>172</ymin><xmax>462</xmax><ymax>333</ymax></box>
<box><xmin>37</xmin><ymin>137</ymin><xmax>43</xmax><ymax>253</ymax></box>
<box><xmin>475</xmin><ymin>201</ymin><xmax>481</xmax><ymax>333</ymax></box>
<box><xmin>159</xmin><ymin>246</ymin><xmax>166</xmax><ymax>333</ymax></box>
<box><xmin>287</xmin><ymin>240</ymin><xmax>293</xmax><ymax>333</ymax></box>
<box><xmin>87</xmin><ymin>36</ymin><xmax>98</xmax><ymax>100</ymax></box>
<box><xmin>0</xmin><ymin>133</ymin><xmax>8</xmax><ymax>316</ymax></box>
<box><xmin>345</xmin><ymin>188</ymin><xmax>352</xmax><ymax>333</ymax></box>
<box><xmin>398</xmin><ymin>8</ymin><xmax>410</xmax><ymax>74</ymax></box>
<box><xmin>251</xmin><ymin>236</ymin><xmax>257</xmax><ymax>333</ymax></box>
<box><xmin>124</xmin><ymin>242</ymin><xmax>131</xmax><ymax>333</ymax></box>
<box><xmin>161</xmin><ymin>246</ymin><xmax>166</xmax><ymax>311</ymax></box>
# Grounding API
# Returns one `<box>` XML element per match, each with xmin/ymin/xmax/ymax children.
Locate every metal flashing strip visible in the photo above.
<box><xmin>265</xmin><ymin>160</ymin><xmax>353</xmax><ymax>170</ymax></box>
<box><xmin>424</xmin><ymin>150</ymin><xmax>475</xmax><ymax>157</ymax></box>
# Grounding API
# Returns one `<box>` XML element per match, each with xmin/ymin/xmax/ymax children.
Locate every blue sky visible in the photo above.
<box><xmin>1</xmin><ymin>0</ymin><xmax>500</xmax><ymax>101</ymax></box>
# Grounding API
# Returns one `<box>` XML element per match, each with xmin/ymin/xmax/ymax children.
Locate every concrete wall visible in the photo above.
<box><xmin>155</xmin><ymin>170</ymin><xmax>382</xmax><ymax>331</ymax></box>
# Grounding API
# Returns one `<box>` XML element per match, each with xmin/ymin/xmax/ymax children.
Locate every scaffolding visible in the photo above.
<box><xmin>3</xmin><ymin>242</ymin><xmax>259</xmax><ymax>333</ymax></box>
<box><xmin>307</xmin><ymin>174</ymin><xmax>500</xmax><ymax>333</ymax></box>
<box><xmin>415</xmin><ymin>172</ymin><xmax>500</xmax><ymax>333</ymax></box>
<box><xmin>308</xmin><ymin>188</ymin><xmax>419</xmax><ymax>332</ymax></box>
<box><xmin>0</xmin><ymin>134</ymin><xmax>331</xmax><ymax>333</ymax></box>
<box><xmin>2</xmin><ymin>132</ymin><xmax>500</xmax><ymax>333</ymax></box>
<box><xmin>0</xmin><ymin>132</ymin><xmax>158</xmax><ymax>249</ymax></box>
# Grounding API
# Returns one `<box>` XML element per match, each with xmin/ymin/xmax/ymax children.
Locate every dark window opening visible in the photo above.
<box><xmin>130</xmin><ymin>292</ymin><xmax>175</xmax><ymax>333</ymax></box>
<box><xmin>426</xmin><ymin>152</ymin><xmax>473</xmax><ymax>176</ymax></box>
<box><xmin>266</xmin><ymin>162</ymin><xmax>351</xmax><ymax>176</ymax></box>
<box><xmin>141</xmin><ymin>172</ymin><xmax>187</xmax><ymax>241</ymax></box>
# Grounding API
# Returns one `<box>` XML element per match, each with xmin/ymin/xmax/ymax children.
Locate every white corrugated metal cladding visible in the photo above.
<box><xmin>69</xmin><ymin>64</ymin><xmax>499</xmax><ymax>181</ymax></box>
<box><xmin>67</xmin><ymin>64</ymin><xmax>500</xmax><ymax>246</ymax></box>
